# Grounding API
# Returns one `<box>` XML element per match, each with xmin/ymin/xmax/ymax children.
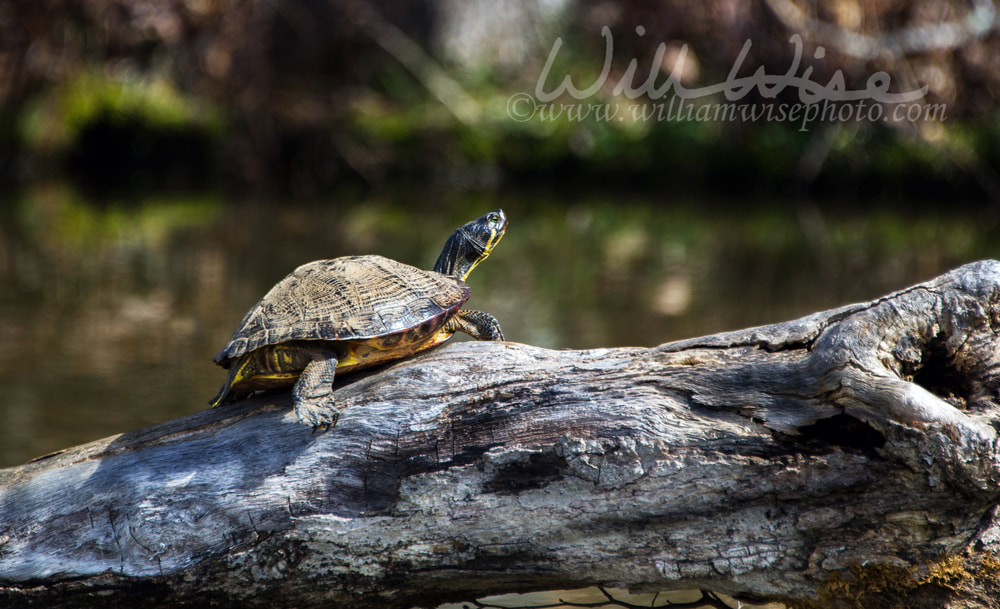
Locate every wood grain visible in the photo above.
<box><xmin>3</xmin><ymin>260</ymin><xmax>1000</xmax><ymax>608</ymax></box>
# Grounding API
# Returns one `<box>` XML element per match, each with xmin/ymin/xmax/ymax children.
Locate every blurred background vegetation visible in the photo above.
<box><xmin>0</xmin><ymin>0</ymin><xmax>999</xmax><ymax>471</ymax></box>
<box><xmin>1</xmin><ymin>0</ymin><xmax>998</xmax><ymax>195</ymax></box>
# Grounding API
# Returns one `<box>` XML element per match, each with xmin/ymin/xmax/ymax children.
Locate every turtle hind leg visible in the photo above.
<box><xmin>209</xmin><ymin>353</ymin><xmax>256</xmax><ymax>407</ymax></box>
<box><xmin>448</xmin><ymin>309</ymin><xmax>505</xmax><ymax>341</ymax></box>
<box><xmin>209</xmin><ymin>381</ymin><xmax>231</xmax><ymax>407</ymax></box>
<box><xmin>293</xmin><ymin>354</ymin><xmax>341</xmax><ymax>430</ymax></box>
<box><xmin>209</xmin><ymin>384</ymin><xmax>251</xmax><ymax>407</ymax></box>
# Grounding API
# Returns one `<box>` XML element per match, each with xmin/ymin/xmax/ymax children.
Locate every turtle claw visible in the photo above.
<box><xmin>310</xmin><ymin>418</ymin><xmax>338</xmax><ymax>434</ymax></box>
<box><xmin>309</xmin><ymin>411</ymin><xmax>338</xmax><ymax>433</ymax></box>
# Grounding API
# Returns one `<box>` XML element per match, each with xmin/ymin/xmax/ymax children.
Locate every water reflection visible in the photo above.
<box><xmin>0</xmin><ymin>186</ymin><xmax>995</xmax><ymax>466</ymax></box>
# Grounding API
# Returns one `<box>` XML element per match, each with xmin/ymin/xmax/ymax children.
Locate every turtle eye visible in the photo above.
<box><xmin>487</xmin><ymin>213</ymin><xmax>502</xmax><ymax>229</ymax></box>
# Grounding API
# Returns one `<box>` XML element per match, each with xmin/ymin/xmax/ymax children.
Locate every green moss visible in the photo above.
<box><xmin>17</xmin><ymin>67</ymin><xmax>225</xmax><ymax>154</ymax></box>
<box><xmin>792</xmin><ymin>552</ymin><xmax>1000</xmax><ymax>609</ymax></box>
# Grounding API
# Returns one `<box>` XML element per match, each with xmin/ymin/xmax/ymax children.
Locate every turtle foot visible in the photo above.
<box><xmin>295</xmin><ymin>399</ymin><xmax>340</xmax><ymax>430</ymax></box>
<box><xmin>292</xmin><ymin>356</ymin><xmax>340</xmax><ymax>429</ymax></box>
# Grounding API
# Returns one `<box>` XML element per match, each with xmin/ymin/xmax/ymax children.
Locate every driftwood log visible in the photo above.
<box><xmin>3</xmin><ymin>260</ymin><xmax>1000</xmax><ymax>609</ymax></box>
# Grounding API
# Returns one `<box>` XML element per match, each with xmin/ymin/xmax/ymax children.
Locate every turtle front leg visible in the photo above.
<box><xmin>447</xmin><ymin>309</ymin><xmax>505</xmax><ymax>341</ymax></box>
<box><xmin>293</xmin><ymin>354</ymin><xmax>341</xmax><ymax>429</ymax></box>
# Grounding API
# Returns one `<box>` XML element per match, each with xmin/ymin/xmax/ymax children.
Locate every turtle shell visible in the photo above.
<box><xmin>213</xmin><ymin>255</ymin><xmax>471</xmax><ymax>365</ymax></box>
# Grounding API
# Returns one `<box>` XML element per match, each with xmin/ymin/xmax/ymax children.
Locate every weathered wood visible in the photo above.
<box><xmin>3</xmin><ymin>260</ymin><xmax>1000</xmax><ymax>608</ymax></box>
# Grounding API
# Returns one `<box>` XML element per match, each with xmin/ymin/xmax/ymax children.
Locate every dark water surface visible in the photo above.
<box><xmin>1</xmin><ymin>186</ymin><xmax>996</xmax><ymax>467</ymax></box>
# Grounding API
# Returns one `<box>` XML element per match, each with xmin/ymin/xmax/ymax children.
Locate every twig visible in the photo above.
<box><xmin>764</xmin><ymin>0</ymin><xmax>996</xmax><ymax>60</ymax></box>
<box><xmin>333</xmin><ymin>0</ymin><xmax>481</xmax><ymax>125</ymax></box>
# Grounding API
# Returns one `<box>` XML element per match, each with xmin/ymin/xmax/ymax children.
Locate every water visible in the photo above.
<box><xmin>1</xmin><ymin>185</ymin><xmax>995</xmax><ymax>467</ymax></box>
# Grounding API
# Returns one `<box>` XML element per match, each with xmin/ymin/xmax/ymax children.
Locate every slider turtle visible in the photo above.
<box><xmin>210</xmin><ymin>209</ymin><xmax>507</xmax><ymax>428</ymax></box>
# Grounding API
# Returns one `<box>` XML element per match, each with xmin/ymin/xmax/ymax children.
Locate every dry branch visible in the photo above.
<box><xmin>3</xmin><ymin>260</ymin><xmax>1000</xmax><ymax>608</ymax></box>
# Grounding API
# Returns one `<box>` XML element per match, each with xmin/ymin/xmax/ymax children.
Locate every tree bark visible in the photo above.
<box><xmin>3</xmin><ymin>260</ymin><xmax>1000</xmax><ymax>609</ymax></box>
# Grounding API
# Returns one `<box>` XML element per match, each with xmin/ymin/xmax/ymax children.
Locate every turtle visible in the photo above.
<box><xmin>209</xmin><ymin>209</ymin><xmax>507</xmax><ymax>428</ymax></box>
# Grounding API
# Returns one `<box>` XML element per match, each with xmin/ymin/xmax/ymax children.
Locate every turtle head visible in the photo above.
<box><xmin>434</xmin><ymin>209</ymin><xmax>507</xmax><ymax>281</ymax></box>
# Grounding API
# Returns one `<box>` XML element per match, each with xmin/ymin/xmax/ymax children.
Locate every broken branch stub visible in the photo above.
<box><xmin>2</xmin><ymin>260</ymin><xmax>1000</xmax><ymax>608</ymax></box>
